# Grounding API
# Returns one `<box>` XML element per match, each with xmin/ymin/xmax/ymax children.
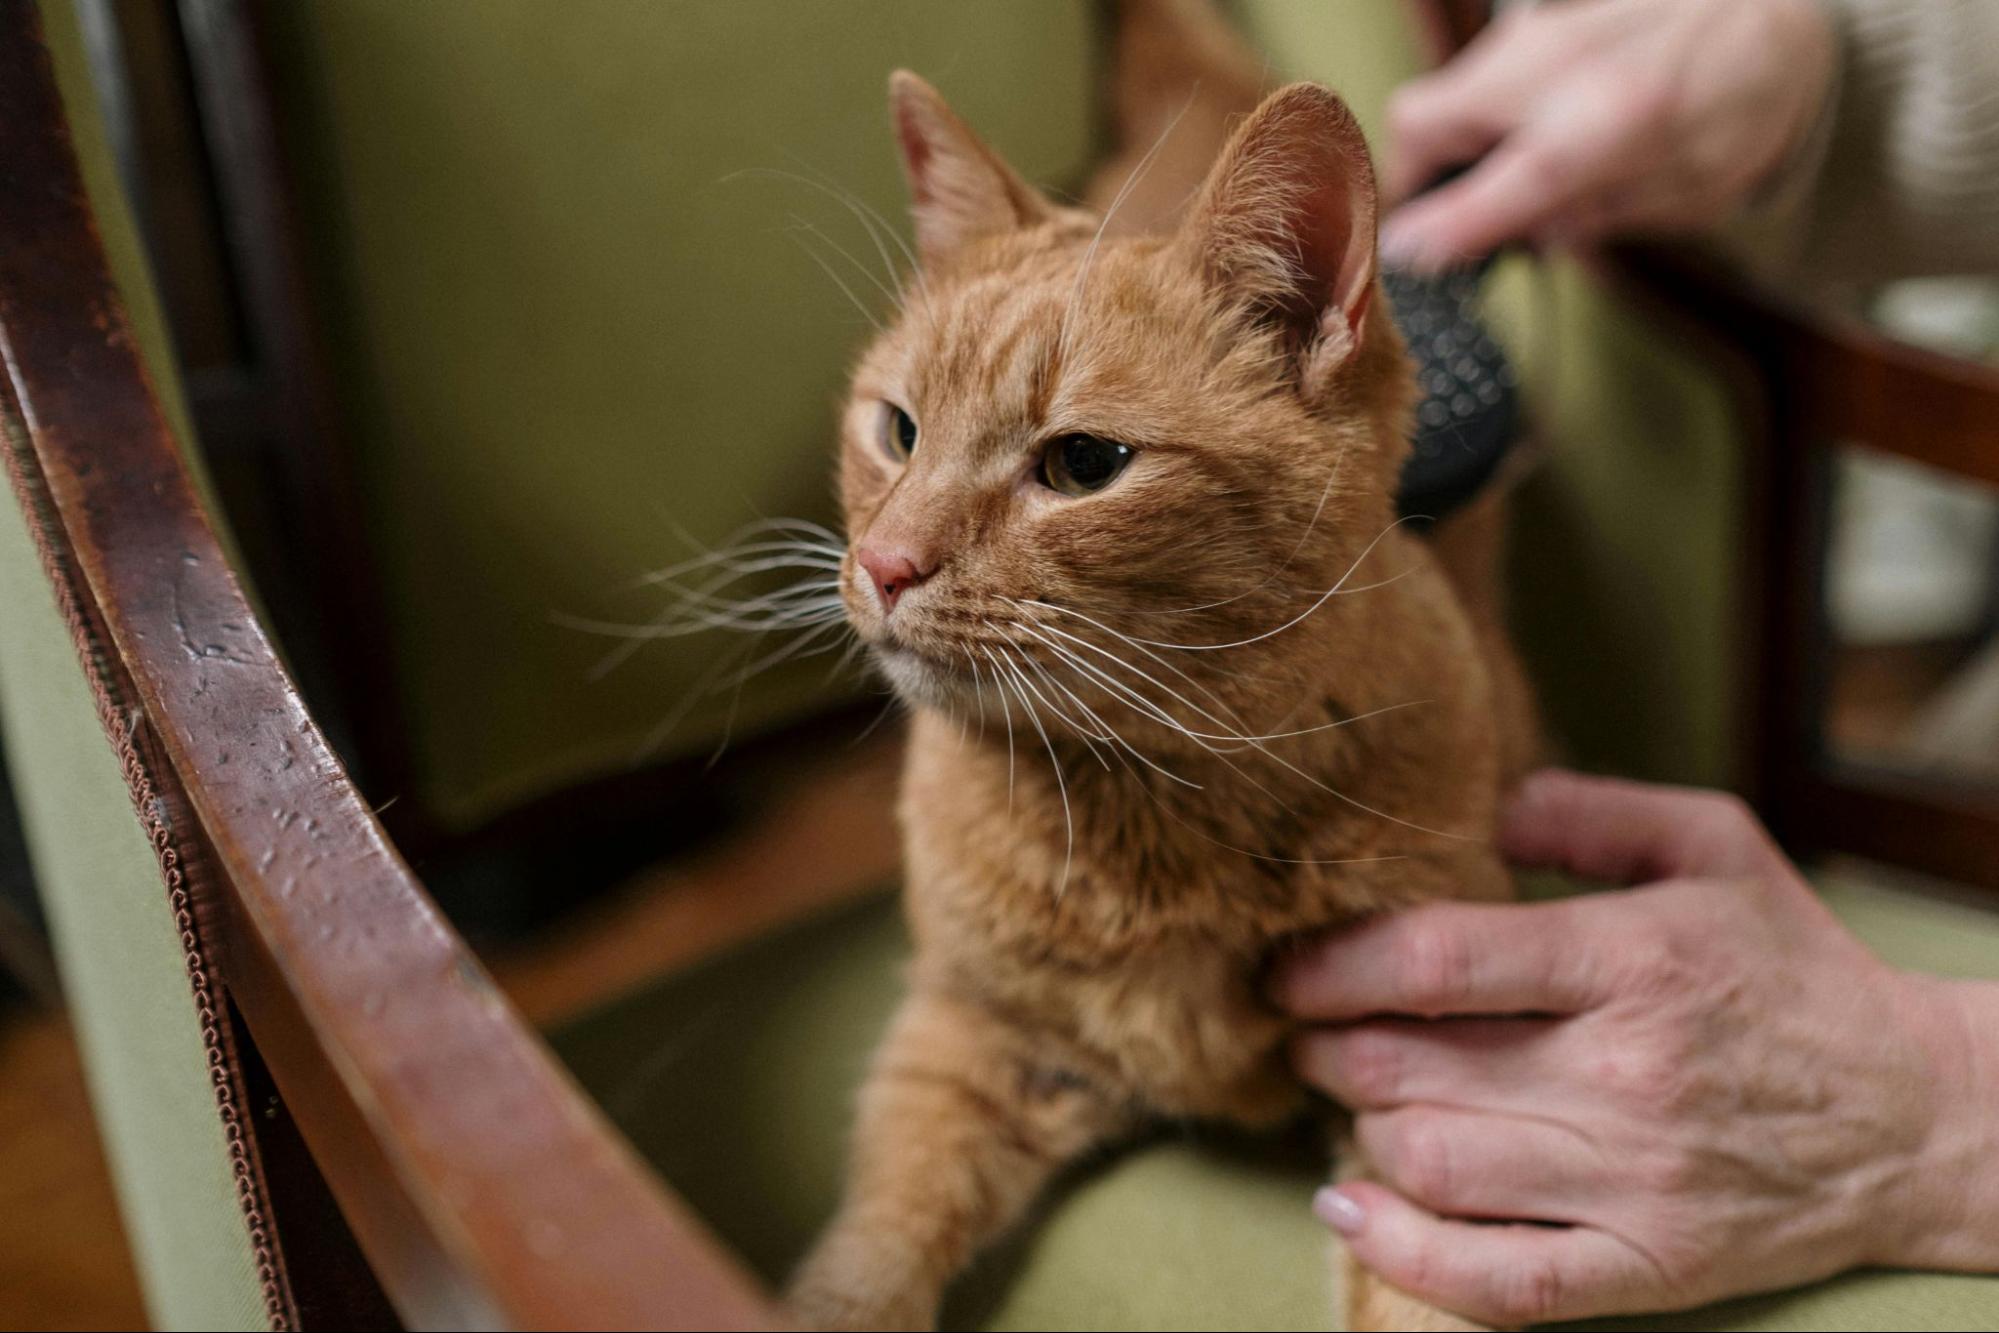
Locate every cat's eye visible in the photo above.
<box><xmin>1039</xmin><ymin>434</ymin><xmax>1134</xmax><ymax>497</ymax></box>
<box><xmin>879</xmin><ymin>403</ymin><xmax>918</xmax><ymax>462</ymax></box>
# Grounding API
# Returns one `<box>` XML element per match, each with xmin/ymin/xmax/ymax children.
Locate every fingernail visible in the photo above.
<box><xmin>1379</xmin><ymin>219</ymin><xmax>1423</xmax><ymax>268</ymax></box>
<box><xmin>1313</xmin><ymin>1186</ymin><xmax>1366</xmax><ymax>1237</ymax></box>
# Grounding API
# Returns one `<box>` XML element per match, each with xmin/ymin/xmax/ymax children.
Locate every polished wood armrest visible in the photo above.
<box><xmin>0</xmin><ymin>5</ymin><xmax>781</xmax><ymax>1327</ymax></box>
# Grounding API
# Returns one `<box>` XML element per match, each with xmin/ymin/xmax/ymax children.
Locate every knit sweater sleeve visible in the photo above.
<box><xmin>1722</xmin><ymin>0</ymin><xmax>1999</xmax><ymax>291</ymax></box>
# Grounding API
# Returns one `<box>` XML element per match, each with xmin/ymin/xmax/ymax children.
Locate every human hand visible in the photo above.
<box><xmin>1273</xmin><ymin>769</ymin><xmax>1999</xmax><ymax>1325</ymax></box>
<box><xmin>1381</xmin><ymin>0</ymin><xmax>1837</xmax><ymax>271</ymax></box>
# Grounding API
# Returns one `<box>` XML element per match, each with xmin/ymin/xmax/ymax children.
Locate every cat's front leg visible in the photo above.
<box><xmin>788</xmin><ymin>988</ymin><xmax>1137</xmax><ymax>1331</ymax></box>
<box><xmin>1326</xmin><ymin>1131</ymin><xmax>1497</xmax><ymax>1332</ymax></box>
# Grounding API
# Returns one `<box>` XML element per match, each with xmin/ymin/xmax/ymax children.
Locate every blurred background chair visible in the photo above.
<box><xmin>1606</xmin><ymin>249</ymin><xmax>1999</xmax><ymax>891</ymax></box>
<box><xmin>4</xmin><ymin>0</ymin><xmax>1998</xmax><ymax>1329</ymax></box>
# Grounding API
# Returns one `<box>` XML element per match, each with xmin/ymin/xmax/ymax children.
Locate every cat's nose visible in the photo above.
<box><xmin>856</xmin><ymin>545</ymin><xmax>932</xmax><ymax>614</ymax></box>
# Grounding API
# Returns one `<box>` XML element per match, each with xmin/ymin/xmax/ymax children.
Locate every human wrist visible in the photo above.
<box><xmin>1879</xmin><ymin>973</ymin><xmax>1999</xmax><ymax>1272</ymax></box>
<box><xmin>1747</xmin><ymin>0</ymin><xmax>1841</xmax><ymax>199</ymax></box>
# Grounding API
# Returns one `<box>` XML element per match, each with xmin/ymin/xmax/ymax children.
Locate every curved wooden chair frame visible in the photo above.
<box><xmin>0</xmin><ymin>5</ymin><xmax>780</xmax><ymax>1327</ymax></box>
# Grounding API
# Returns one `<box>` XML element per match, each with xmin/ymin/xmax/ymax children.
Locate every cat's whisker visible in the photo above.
<box><xmin>1014</xmin><ymin>646</ymin><xmax>1140</xmax><ymax>776</ymax></box>
<box><xmin>782</xmin><ymin>213</ymin><xmax>904</xmax><ymax>313</ymax></box>
<box><xmin>715</xmin><ymin>617</ymin><xmax>851</xmax><ymax>690</ymax></box>
<box><xmin>830</xmin><ymin>634</ymin><xmax>869</xmax><ymax>684</ymax></box>
<box><xmin>629</xmin><ymin>543</ymin><xmax>842</xmax><ymax>590</ymax></box>
<box><xmin>643</xmin><ymin>574</ymin><xmax>845</xmax><ymax>618</ymax></box>
<box><xmin>1057</xmin><ymin>91</ymin><xmax>1196</xmax><ymax>367</ymax></box>
<box><xmin>1120</xmin><ymin>515</ymin><xmax>1425</xmax><ymax>653</ymax></box>
<box><xmin>763</xmin><ymin>156</ymin><xmax>937</xmax><ymax>330</ymax></box>
<box><xmin>851</xmin><ymin>695</ymin><xmax>902</xmax><ymax>747</ymax></box>
<box><xmin>980</xmin><ymin>646</ymin><xmax>1019</xmax><ymax>812</ymax></box>
<box><xmin>1119</xmin><ymin>434</ymin><xmax>1357</xmax><ymax>618</ymax></box>
<box><xmin>1011</xmin><ymin>624</ymin><xmax>1311</xmax><ymax>821</ymax></box>
<box><xmin>628</xmin><ymin>626</ymin><xmax>765</xmax><ymax>764</ymax></box>
<box><xmin>573</xmin><ymin>516</ymin><xmax>852</xmax><ymax>684</ymax></box>
<box><xmin>785</xmin><ymin>228</ymin><xmax>885</xmax><ymax>332</ymax></box>
<box><xmin>567</xmin><ymin>597</ymin><xmax>839</xmax><ymax>682</ymax></box>
<box><xmin>1005</xmin><ymin>598</ymin><xmax>1262</xmax><ymax>741</ymax></box>
<box><xmin>1002</xmin><ymin>628</ymin><xmax>1204</xmax><ymax>791</ymax></box>
<box><xmin>1004</xmin><ymin>609</ymin><xmax>1468</xmax><ymax>841</ymax></box>
<box><xmin>981</xmin><ymin>645</ymin><xmax>1071</xmax><ymax>893</ymax></box>
<box><xmin>1015</xmin><ymin>618</ymin><xmax>1428</xmax><ymax>745</ymax></box>
<box><xmin>1020</xmin><ymin>649</ymin><xmax>1170</xmax><ymax>801</ymax></box>
<box><xmin>560</xmin><ymin>587</ymin><xmax>844</xmax><ymax>642</ymax></box>
<box><xmin>994</xmin><ymin>644</ymin><xmax>1113</xmax><ymax>772</ymax></box>
<box><xmin>965</xmin><ymin>650</ymin><xmax>992</xmax><ymax>739</ymax></box>
<box><xmin>1011</xmin><ymin>618</ymin><xmax>1250</xmax><ymax>746</ymax></box>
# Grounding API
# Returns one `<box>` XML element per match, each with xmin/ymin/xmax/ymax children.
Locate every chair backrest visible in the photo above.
<box><xmin>170</xmin><ymin>0</ymin><xmax>1104</xmax><ymax>836</ymax></box>
<box><xmin>2</xmin><ymin>4</ymin><xmax>781</xmax><ymax>1325</ymax></box>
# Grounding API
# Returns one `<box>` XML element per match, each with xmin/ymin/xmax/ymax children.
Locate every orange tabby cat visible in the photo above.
<box><xmin>788</xmin><ymin>63</ymin><xmax>1534</xmax><ymax>1332</ymax></box>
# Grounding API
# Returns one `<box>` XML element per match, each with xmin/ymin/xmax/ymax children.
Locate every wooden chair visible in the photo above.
<box><xmin>1606</xmin><ymin>247</ymin><xmax>1999</xmax><ymax>895</ymax></box>
<box><xmin>12</xmin><ymin>1</ymin><xmax>1997</xmax><ymax>1328</ymax></box>
<box><xmin>0</xmin><ymin>6</ymin><xmax>777</xmax><ymax>1325</ymax></box>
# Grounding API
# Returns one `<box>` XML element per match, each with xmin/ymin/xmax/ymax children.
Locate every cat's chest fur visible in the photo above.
<box><xmin>892</xmin><ymin>701</ymin><xmax>1496</xmax><ymax>1124</ymax></box>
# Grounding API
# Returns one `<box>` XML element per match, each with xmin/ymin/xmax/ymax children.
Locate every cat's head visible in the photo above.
<box><xmin>838</xmin><ymin>73</ymin><xmax>1411</xmax><ymax>724</ymax></box>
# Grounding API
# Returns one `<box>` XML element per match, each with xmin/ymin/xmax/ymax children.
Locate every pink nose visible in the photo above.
<box><xmin>856</xmin><ymin>545</ymin><xmax>932</xmax><ymax>613</ymax></box>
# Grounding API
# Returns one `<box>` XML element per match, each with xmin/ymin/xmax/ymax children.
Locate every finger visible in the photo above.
<box><xmin>1354</xmin><ymin>1105</ymin><xmax>1606</xmax><ymax>1223</ymax></box>
<box><xmin>1292</xmin><ymin>1015</ymin><xmax>1558</xmax><ymax>1110</ymax></box>
<box><xmin>1272</xmin><ymin>899</ymin><xmax>1610</xmax><ymax>1021</ymax></box>
<box><xmin>1381</xmin><ymin>122</ymin><xmax>1632</xmax><ymax>271</ymax></box>
<box><xmin>1382</xmin><ymin>7</ymin><xmax>1590</xmax><ymax>203</ymax></box>
<box><xmin>1382</xmin><ymin>74</ymin><xmax>1512</xmax><ymax>206</ymax></box>
<box><xmin>1317</xmin><ymin>1181</ymin><xmax>1658</xmax><ymax>1326</ymax></box>
<box><xmin>1502</xmin><ymin>768</ymin><xmax>1786</xmax><ymax>884</ymax></box>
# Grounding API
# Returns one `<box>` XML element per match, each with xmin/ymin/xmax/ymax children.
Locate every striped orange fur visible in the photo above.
<box><xmin>789</xmin><ymin>63</ymin><xmax>1532</xmax><ymax>1333</ymax></box>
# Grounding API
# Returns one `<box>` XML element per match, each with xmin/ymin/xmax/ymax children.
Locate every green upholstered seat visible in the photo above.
<box><xmin>551</xmin><ymin>870</ymin><xmax>1999</xmax><ymax>1331</ymax></box>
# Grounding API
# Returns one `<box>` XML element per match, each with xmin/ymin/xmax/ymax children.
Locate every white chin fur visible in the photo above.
<box><xmin>875</xmin><ymin>645</ymin><xmax>963</xmax><ymax>712</ymax></box>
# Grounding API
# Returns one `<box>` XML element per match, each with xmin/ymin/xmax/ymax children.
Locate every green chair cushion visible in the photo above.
<box><xmin>552</xmin><ymin>874</ymin><xmax>1999</xmax><ymax>1330</ymax></box>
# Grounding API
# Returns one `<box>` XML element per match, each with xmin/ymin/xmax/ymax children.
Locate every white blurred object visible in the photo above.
<box><xmin>1871</xmin><ymin>278</ymin><xmax>1999</xmax><ymax>359</ymax></box>
<box><xmin>1827</xmin><ymin>279</ymin><xmax>1999</xmax><ymax>646</ymax></box>
<box><xmin>1828</xmin><ymin>449</ymin><xmax>1996</xmax><ymax>644</ymax></box>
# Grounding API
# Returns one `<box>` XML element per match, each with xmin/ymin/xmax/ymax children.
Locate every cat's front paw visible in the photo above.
<box><xmin>785</xmin><ymin>1275</ymin><xmax>936</xmax><ymax>1332</ymax></box>
<box><xmin>786</xmin><ymin>1235</ymin><xmax>939</xmax><ymax>1332</ymax></box>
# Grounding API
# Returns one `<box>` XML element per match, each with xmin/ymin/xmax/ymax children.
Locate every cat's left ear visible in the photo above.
<box><xmin>890</xmin><ymin>70</ymin><xmax>1057</xmax><ymax>264</ymax></box>
<box><xmin>1179</xmin><ymin>83</ymin><xmax>1379</xmax><ymax>387</ymax></box>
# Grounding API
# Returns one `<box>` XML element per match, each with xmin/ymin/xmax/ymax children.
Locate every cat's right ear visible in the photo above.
<box><xmin>1179</xmin><ymin>83</ymin><xmax>1380</xmax><ymax>391</ymax></box>
<box><xmin>890</xmin><ymin>71</ymin><xmax>1055</xmax><ymax>264</ymax></box>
